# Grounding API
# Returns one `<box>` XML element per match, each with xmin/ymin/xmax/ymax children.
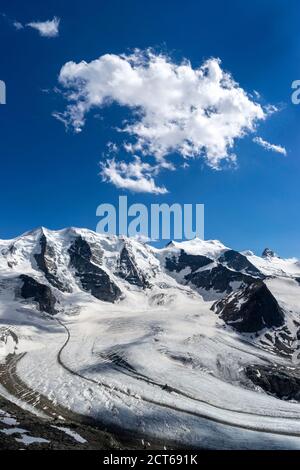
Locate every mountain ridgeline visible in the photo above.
<box><xmin>1</xmin><ymin>227</ymin><xmax>300</xmax><ymax>403</ymax></box>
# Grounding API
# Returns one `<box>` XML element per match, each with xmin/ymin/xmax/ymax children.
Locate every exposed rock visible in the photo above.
<box><xmin>19</xmin><ymin>274</ymin><xmax>57</xmax><ymax>315</ymax></box>
<box><xmin>68</xmin><ymin>236</ymin><xmax>122</xmax><ymax>303</ymax></box>
<box><xmin>0</xmin><ymin>394</ymin><xmax>125</xmax><ymax>450</ymax></box>
<box><xmin>262</xmin><ymin>248</ymin><xmax>277</xmax><ymax>258</ymax></box>
<box><xmin>165</xmin><ymin>249</ymin><xmax>261</xmax><ymax>297</ymax></box>
<box><xmin>259</xmin><ymin>325</ymin><xmax>298</xmax><ymax>358</ymax></box>
<box><xmin>212</xmin><ymin>281</ymin><xmax>285</xmax><ymax>333</ymax></box>
<box><xmin>186</xmin><ymin>264</ymin><xmax>253</xmax><ymax>296</ymax></box>
<box><xmin>149</xmin><ymin>292</ymin><xmax>175</xmax><ymax>306</ymax></box>
<box><xmin>116</xmin><ymin>244</ymin><xmax>149</xmax><ymax>288</ymax></box>
<box><xmin>218</xmin><ymin>250</ymin><xmax>263</xmax><ymax>278</ymax></box>
<box><xmin>165</xmin><ymin>250</ymin><xmax>212</xmax><ymax>273</ymax></box>
<box><xmin>34</xmin><ymin>233</ymin><xmax>71</xmax><ymax>293</ymax></box>
<box><xmin>245</xmin><ymin>364</ymin><xmax>300</xmax><ymax>401</ymax></box>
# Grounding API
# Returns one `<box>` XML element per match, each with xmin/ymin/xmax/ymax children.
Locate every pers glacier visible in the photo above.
<box><xmin>1</xmin><ymin>227</ymin><xmax>300</xmax><ymax>449</ymax></box>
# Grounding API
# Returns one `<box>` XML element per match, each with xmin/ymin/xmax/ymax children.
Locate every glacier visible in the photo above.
<box><xmin>0</xmin><ymin>227</ymin><xmax>300</xmax><ymax>449</ymax></box>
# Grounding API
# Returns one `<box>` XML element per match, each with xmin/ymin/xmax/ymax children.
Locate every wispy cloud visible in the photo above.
<box><xmin>13</xmin><ymin>20</ymin><xmax>23</xmax><ymax>30</ymax></box>
<box><xmin>1</xmin><ymin>13</ymin><xmax>23</xmax><ymax>30</ymax></box>
<box><xmin>1</xmin><ymin>13</ymin><xmax>60</xmax><ymax>38</ymax></box>
<box><xmin>27</xmin><ymin>17</ymin><xmax>60</xmax><ymax>37</ymax></box>
<box><xmin>100</xmin><ymin>157</ymin><xmax>168</xmax><ymax>194</ymax></box>
<box><xmin>54</xmin><ymin>49</ymin><xmax>276</xmax><ymax>193</ymax></box>
<box><xmin>253</xmin><ymin>137</ymin><xmax>287</xmax><ymax>156</ymax></box>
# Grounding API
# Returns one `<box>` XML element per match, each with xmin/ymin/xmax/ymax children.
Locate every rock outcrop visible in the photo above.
<box><xmin>212</xmin><ymin>281</ymin><xmax>285</xmax><ymax>333</ymax></box>
<box><xmin>19</xmin><ymin>274</ymin><xmax>57</xmax><ymax>315</ymax></box>
<box><xmin>116</xmin><ymin>243</ymin><xmax>150</xmax><ymax>288</ymax></box>
<box><xmin>68</xmin><ymin>236</ymin><xmax>122</xmax><ymax>302</ymax></box>
<box><xmin>246</xmin><ymin>364</ymin><xmax>300</xmax><ymax>401</ymax></box>
<box><xmin>218</xmin><ymin>250</ymin><xmax>263</xmax><ymax>278</ymax></box>
<box><xmin>34</xmin><ymin>233</ymin><xmax>71</xmax><ymax>292</ymax></box>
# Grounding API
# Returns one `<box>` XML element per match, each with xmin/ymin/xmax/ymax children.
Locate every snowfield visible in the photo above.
<box><xmin>1</xmin><ymin>228</ymin><xmax>300</xmax><ymax>449</ymax></box>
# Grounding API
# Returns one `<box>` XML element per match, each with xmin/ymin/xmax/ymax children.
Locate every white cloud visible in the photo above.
<box><xmin>13</xmin><ymin>21</ymin><xmax>23</xmax><ymax>30</ymax></box>
<box><xmin>1</xmin><ymin>13</ymin><xmax>23</xmax><ymax>30</ymax></box>
<box><xmin>27</xmin><ymin>17</ymin><xmax>60</xmax><ymax>37</ymax></box>
<box><xmin>253</xmin><ymin>137</ymin><xmax>287</xmax><ymax>156</ymax></box>
<box><xmin>100</xmin><ymin>157</ymin><xmax>168</xmax><ymax>194</ymax></box>
<box><xmin>55</xmin><ymin>49</ymin><xmax>275</xmax><ymax>192</ymax></box>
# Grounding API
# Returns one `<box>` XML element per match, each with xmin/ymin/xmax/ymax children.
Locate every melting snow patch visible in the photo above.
<box><xmin>52</xmin><ymin>425</ymin><xmax>87</xmax><ymax>444</ymax></box>
<box><xmin>0</xmin><ymin>415</ymin><xmax>50</xmax><ymax>446</ymax></box>
<box><xmin>0</xmin><ymin>427</ymin><xmax>28</xmax><ymax>435</ymax></box>
<box><xmin>0</xmin><ymin>416</ymin><xmax>19</xmax><ymax>426</ymax></box>
<box><xmin>15</xmin><ymin>435</ymin><xmax>50</xmax><ymax>445</ymax></box>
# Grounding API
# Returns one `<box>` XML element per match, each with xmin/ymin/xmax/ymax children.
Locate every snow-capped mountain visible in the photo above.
<box><xmin>1</xmin><ymin>227</ymin><xmax>300</xmax><ymax>449</ymax></box>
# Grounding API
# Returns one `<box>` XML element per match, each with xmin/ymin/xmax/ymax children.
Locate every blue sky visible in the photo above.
<box><xmin>0</xmin><ymin>0</ymin><xmax>300</xmax><ymax>257</ymax></box>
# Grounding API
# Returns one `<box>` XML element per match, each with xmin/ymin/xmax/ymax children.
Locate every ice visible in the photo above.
<box><xmin>0</xmin><ymin>228</ymin><xmax>300</xmax><ymax>449</ymax></box>
<box><xmin>1</xmin><ymin>427</ymin><xmax>28</xmax><ymax>435</ymax></box>
<box><xmin>15</xmin><ymin>434</ymin><xmax>50</xmax><ymax>445</ymax></box>
<box><xmin>52</xmin><ymin>425</ymin><xmax>87</xmax><ymax>444</ymax></box>
<box><xmin>0</xmin><ymin>416</ymin><xmax>19</xmax><ymax>426</ymax></box>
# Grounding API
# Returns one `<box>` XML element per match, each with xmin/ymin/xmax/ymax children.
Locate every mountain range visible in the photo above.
<box><xmin>1</xmin><ymin>227</ymin><xmax>300</xmax><ymax>449</ymax></box>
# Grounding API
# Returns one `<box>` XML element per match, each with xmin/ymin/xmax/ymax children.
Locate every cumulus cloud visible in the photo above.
<box><xmin>253</xmin><ymin>137</ymin><xmax>287</xmax><ymax>156</ymax></box>
<box><xmin>55</xmin><ymin>49</ymin><xmax>275</xmax><ymax>192</ymax></box>
<box><xmin>27</xmin><ymin>16</ymin><xmax>60</xmax><ymax>37</ymax></box>
<box><xmin>100</xmin><ymin>157</ymin><xmax>168</xmax><ymax>194</ymax></box>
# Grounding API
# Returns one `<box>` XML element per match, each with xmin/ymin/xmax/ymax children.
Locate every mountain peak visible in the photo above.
<box><xmin>262</xmin><ymin>248</ymin><xmax>278</xmax><ymax>259</ymax></box>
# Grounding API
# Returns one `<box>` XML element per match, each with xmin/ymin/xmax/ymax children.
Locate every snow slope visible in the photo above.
<box><xmin>0</xmin><ymin>228</ymin><xmax>300</xmax><ymax>449</ymax></box>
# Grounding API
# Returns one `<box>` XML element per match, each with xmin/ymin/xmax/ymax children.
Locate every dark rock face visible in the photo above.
<box><xmin>245</xmin><ymin>364</ymin><xmax>300</xmax><ymax>401</ymax></box>
<box><xmin>116</xmin><ymin>244</ymin><xmax>149</xmax><ymax>288</ymax></box>
<box><xmin>0</xmin><ymin>395</ymin><xmax>126</xmax><ymax>450</ymax></box>
<box><xmin>218</xmin><ymin>250</ymin><xmax>263</xmax><ymax>278</ymax></box>
<box><xmin>186</xmin><ymin>264</ymin><xmax>253</xmax><ymax>295</ymax></box>
<box><xmin>34</xmin><ymin>234</ymin><xmax>71</xmax><ymax>293</ymax></box>
<box><xmin>262</xmin><ymin>248</ymin><xmax>277</xmax><ymax>258</ymax></box>
<box><xmin>259</xmin><ymin>325</ymin><xmax>297</xmax><ymax>358</ymax></box>
<box><xmin>68</xmin><ymin>236</ymin><xmax>122</xmax><ymax>303</ymax></box>
<box><xmin>212</xmin><ymin>281</ymin><xmax>285</xmax><ymax>333</ymax></box>
<box><xmin>165</xmin><ymin>250</ymin><xmax>212</xmax><ymax>273</ymax></box>
<box><xmin>165</xmin><ymin>249</ymin><xmax>259</xmax><ymax>297</ymax></box>
<box><xmin>19</xmin><ymin>274</ymin><xmax>57</xmax><ymax>315</ymax></box>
